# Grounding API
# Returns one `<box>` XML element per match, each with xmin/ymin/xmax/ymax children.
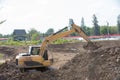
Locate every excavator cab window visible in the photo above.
<box><xmin>30</xmin><ymin>47</ymin><xmax>48</xmax><ymax>60</ymax></box>
<box><xmin>31</xmin><ymin>47</ymin><xmax>40</xmax><ymax>55</ymax></box>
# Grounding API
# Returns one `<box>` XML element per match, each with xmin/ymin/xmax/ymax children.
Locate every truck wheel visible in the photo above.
<box><xmin>43</xmin><ymin>50</ymin><xmax>48</xmax><ymax>60</ymax></box>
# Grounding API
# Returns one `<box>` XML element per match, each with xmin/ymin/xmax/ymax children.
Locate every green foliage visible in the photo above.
<box><xmin>28</xmin><ymin>28</ymin><xmax>41</xmax><ymax>41</ymax></box>
<box><xmin>109</xmin><ymin>26</ymin><xmax>118</xmax><ymax>34</ymax></box>
<box><xmin>70</xmin><ymin>32</ymin><xmax>78</xmax><ymax>36</ymax></box>
<box><xmin>100</xmin><ymin>26</ymin><xmax>118</xmax><ymax>35</ymax></box>
<box><xmin>85</xmin><ymin>27</ymin><xmax>93</xmax><ymax>36</ymax></box>
<box><xmin>81</xmin><ymin>17</ymin><xmax>87</xmax><ymax>32</ymax></box>
<box><xmin>0</xmin><ymin>53</ymin><xmax>4</xmax><ymax>58</ymax></box>
<box><xmin>117</xmin><ymin>15</ymin><xmax>120</xmax><ymax>34</ymax></box>
<box><xmin>0</xmin><ymin>34</ymin><xmax>12</xmax><ymax>38</ymax></box>
<box><xmin>45</xmin><ymin>28</ymin><xmax>54</xmax><ymax>36</ymax></box>
<box><xmin>0</xmin><ymin>40</ymin><xmax>42</xmax><ymax>46</ymax></box>
<box><xmin>53</xmin><ymin>39</ymin><xmax>79</xmax><ymax>44</ymax></box>
<box><xmin>53</xmin><ymin>39</ymin><xmax>69</xmax><ymax>44</ymax></box>
<box><xmin>100</xmin><ymin>26</ymin><xmax>108</xmax><ymax>35</ymax></box>
<box><xmin>83</xmin><ymin>25</ymin><xmax>118</xmax><ymax>36</ymax></box>
<box><xmin>31</xmin><ymin>33</ymin><xmax>40</xmax><ymax>41</ymax></box>
<box><xmin>92</xmin><ymin>14</ymin><xmax>100</xmax><ymax>35</ymax></box>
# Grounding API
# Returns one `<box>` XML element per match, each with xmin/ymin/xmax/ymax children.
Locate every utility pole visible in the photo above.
<box><xmin>107</xmin><ymin>21</ymin><xmax>110</xmax><ymax>38</ymax></box>
<box><xmin>107</xmin><ymin>22</ymin><xmax>109</xmax><ymax>35</ymax></box>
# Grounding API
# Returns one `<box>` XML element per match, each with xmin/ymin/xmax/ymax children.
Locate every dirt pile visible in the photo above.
<box><xmin>59</xmin><ymin>46</ymin><xmax>120</xmax><ymax>80</ymax></box>
<box><xmin>0</xmin><ymin>46</ymin><xmax>28</xmax><ymax>59</ymax></box>
<box><xmin>83</xmin><ymin>42</ymin><xmax>102</xmax><ymax>50</ymax></box>
<box><xmin>0</xmin><ymin>60</ymin><xmax>20</xmax><ymax>80</ymax></box>
<box><xmin>0</xmin><ymin>60</ymin><xmax>61</xmax><ymax>80</ymax></box>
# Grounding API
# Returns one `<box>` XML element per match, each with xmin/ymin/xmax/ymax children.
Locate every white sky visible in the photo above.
<box><xmin>0</xmin><ymin>0</ymin><xmax>120</xmax><ymax>34</ymax></box>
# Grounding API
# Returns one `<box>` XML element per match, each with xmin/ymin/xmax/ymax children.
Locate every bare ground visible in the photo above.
<box><xmin>0</xmin><ymin>40</ymin><xmax>120</xmax><ymax>80</ymax></box>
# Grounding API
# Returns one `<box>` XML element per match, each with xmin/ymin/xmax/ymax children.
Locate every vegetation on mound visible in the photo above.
<box><xmin>0</xmin><ymin>39</ymin><xmax>80</xmax><ymax>46</ymax></box>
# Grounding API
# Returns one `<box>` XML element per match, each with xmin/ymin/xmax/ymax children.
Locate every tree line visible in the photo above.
<box><xmin>0</xmin><ymin>14</ymin><xmax>120</xmax><ymax>41</ymax></box>
<box><xmin>81</xmin><ymin>14</ymin><xmax>120</xmax><ymax>36</ymax></box>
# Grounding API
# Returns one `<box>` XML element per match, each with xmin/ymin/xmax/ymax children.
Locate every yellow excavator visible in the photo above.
<box><xmin>15</xmin><ymin>19</ymin><xmax>95</xmax><ymax>71</ymax></box>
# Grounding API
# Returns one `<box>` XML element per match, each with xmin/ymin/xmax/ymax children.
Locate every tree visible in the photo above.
<box><xmin>92</xmin><ymin>14</ymin><xmax>100</xmax><ymax>35</ymax></box>
<box><xmin>45</xmin><ymin>28</ymin><xmax>54</xmax><ymax>36</ymax></box>
<box><xmin>81</xmin><ymin>17</ymin><xmax>86</xmax><ymax>32</ymax></box>
<box><xmin>117</xmin><ymin>15</ymin><xmax>120</xmax><ymax>34</ymax></box>
<box><xmin>86</xmin><ymin>27</ymin><xmax>93</xmax><ymax>36</ymax></box>
<box><xmin>28</xmin><ymin>28</ymin><xmax>41</xmax><ymax>41</ymax></box>
<box><xmin>109</xmin><ymin>26</ymin><xmax>118</xmax><ymax>34</ymax></box>
<box><xmin>100</xmin><ymin>26</ymin><xmax>108</xmax><ymax>35</ymax></box>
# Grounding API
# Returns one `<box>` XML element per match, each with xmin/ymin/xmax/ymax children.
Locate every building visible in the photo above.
<box><xmin>13</xmin><ymin>29</ymin><xmax>27</xmax><ymax>41</ymax></box>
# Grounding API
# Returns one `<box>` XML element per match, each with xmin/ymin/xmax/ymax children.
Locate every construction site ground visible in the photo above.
<box><xmin>0</xmin><ymin>40</ymin><xmax>120</xmax><ymax>80</ymax></box>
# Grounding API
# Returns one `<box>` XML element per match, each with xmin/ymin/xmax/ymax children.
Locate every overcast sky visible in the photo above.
<box><xmin>0</xmin><ymin>0</ymin><xmax>120</xmax><ymax>34</ymax></box>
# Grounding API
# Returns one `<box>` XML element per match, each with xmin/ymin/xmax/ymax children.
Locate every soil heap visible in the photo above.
<box><xmin>59</xmin><ymin>46</ymin><xmax>120</xmax><ymax>80</ymax></box>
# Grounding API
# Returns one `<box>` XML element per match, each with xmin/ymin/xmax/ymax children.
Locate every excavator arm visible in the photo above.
<box><xmin>40</xmin><ymin>19</ymin><xmax>92</xmax><ymax>57</ymax></box>
<box><xmin>40</xmin><ymin>27</ymin><xmax>75</xmax><ymax>56</ymax></box>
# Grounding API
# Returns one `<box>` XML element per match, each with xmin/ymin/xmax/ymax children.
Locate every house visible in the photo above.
<box><xmin>13</xmin><ymin>29</ymin><xmax>27</xmax><ymax>41</ymax></box>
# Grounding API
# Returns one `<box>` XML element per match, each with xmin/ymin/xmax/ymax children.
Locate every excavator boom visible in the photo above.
<box><xmin>40</xmin><ymin>19</ymin><xmax>91</xmax><ymax>57</ymax></box>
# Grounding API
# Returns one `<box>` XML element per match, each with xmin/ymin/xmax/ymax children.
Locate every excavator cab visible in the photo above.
<box><xmin>29</xmin><ymin>46</ymin><xmax>48</xmax><ymax>60</ymax></box>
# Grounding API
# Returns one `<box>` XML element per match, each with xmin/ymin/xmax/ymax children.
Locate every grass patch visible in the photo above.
<box><xmin>0</xmin><ymin>53</ymin><xmax>5</xmax><ymax>64</ymax></box>
<box><xmin>0</xmin><ymin>61</ymin><xmax>4</xmax><ymax>65</ymax></box>
<box><xmin>0</xmin><ymin>53</ymin><xmax>4</xmax><ymax>59</ymax></box>
<box><xmin>53</xmin><ymin>39</ymin><xmax>80</xmax><ymax>44</ymax></box>
<box><xmin>0</xmin><ymin>40</ymin><xmax>42</xmax><ymax>46</ymax></box>
<box><xmin>0</xmin><ymin>39</ymin><xmax>80</xmax><ymax>46</ymax></box>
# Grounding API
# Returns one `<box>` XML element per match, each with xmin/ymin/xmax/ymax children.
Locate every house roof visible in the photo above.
<box><xmin>13</xmin><ymin>29</ymin><xmax>26</xmax><ymax>35</ymax></box>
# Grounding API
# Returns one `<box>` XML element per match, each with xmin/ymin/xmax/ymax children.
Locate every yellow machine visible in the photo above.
<box><xmin>15</xmin><ymin>19</ymin><xmax>93</xmax><ymax>71</ymax></box>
